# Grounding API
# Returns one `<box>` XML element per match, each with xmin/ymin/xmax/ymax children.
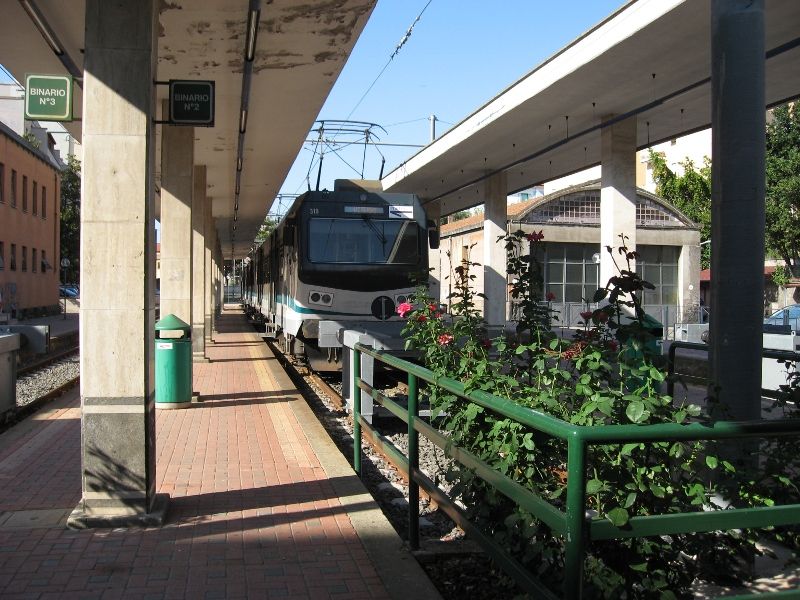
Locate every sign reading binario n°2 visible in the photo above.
<box><xmin>25</xmin><ymin>74</ymin><xmax>73</xmax><ymax>121</ymax></box>
<box><xmin>169</xmin><ymin>80</ymin><xmax>215</xmax><ymax>127</ymax></box>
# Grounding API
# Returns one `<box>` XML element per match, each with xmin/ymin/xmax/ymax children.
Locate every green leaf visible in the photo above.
<box><xmin>586</xmin><ymin>479</ymin><xmax>604</xmax><ymax>494</ymax></box>
<box><xmin>624</xmin><ymin>492</ymin><xmax>637</xmax><ymax>508</ymax></box>
<box><xmin>626</xmin><ymin>401</ymin><xmax>646</xmax><ymax>423</ymax></box>
<box><xmin>649</xmin><ymin>483</ymin><xmax>666</xmax><ymax>498</ymax></box>
<box><xmin>620</xmin><ymin>443</ymin><xmax>639</xmax><ymax>456</ymax></box>
<box><xmin>606</xmin><ymin>507</ymin><xmax>630</xmax><ymax>527</ymax></box>
<box><xmin>593</xmin><ymin>288</ymin><xmax>608</xmax><ymax>302</ymax></box>
<box><xmin>630</xmin><ymin>562</ymin><xmax>649</xmax><ymax>572</ymax></box>
<box><xmin>721</xmin><ymin>460</ymin><xmax>736</xmax><ymax>473</ymax></box>
<box><xmin>705</xmin><ymin>456</ymin><xmax>718</xmax><ymax>470</ymax></box>
<box><xmin>649</xmin><ymin>367</ymin><xmax>665</xmax><ymax>382</ymax></box>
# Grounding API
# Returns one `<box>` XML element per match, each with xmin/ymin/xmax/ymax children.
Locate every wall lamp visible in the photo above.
<box><xmin>245</xmin><ymin>8</ymin><xmax>260</xmax><ymax>62</ymax></box>
<box><xmin>236</xmin><ymin>156</ymin><xmax>243</xmax><ymax>172</ymax></box>
<box><xmin>239</xmin><ymin>109</ymin><xmax>247</xmax><ymax>133</ymax></box>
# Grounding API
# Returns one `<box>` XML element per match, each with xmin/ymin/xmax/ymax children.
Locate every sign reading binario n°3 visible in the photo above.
<box><xmin>169</xmin><ymin>80</ymin><xmax>215</xmax><ymax>126</ymax></box>
<box><xmin>25</xmin><ymin>74</ymin><xmax>73</xmax><ymax>121</ymax></box>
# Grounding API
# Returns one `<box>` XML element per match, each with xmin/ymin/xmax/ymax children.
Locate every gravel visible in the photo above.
<box><xmin>15</xmin><ymin>353</ymin><xmax>80</xmax><ymax>407</ymax></box>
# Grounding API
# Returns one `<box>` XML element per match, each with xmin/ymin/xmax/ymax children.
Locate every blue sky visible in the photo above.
<box><xmin>276</xmin><ymin>0</ymin><xmax>625</xmax><ymax>214</ymax></box>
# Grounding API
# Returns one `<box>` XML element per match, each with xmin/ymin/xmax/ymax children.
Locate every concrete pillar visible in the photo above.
<box><xmin>204</xmin><ymin>199</ymin><xmax>214</xmax><ymax>349</ymax></box>
<box><xmin>71</xmin><ymin>0</ymin><xmax>166</xmax><ymax>527</ymax></box>
<box><xmin>426</xmin><ymin>202</ymin><xmax>442</xmax><ymax>304</ymax></box>
<box><xmin>709</xmin><ymin>0</ymin><xmax>765</xmax><ymax>421</ymax></box>
<box><xmin>483</xmin><ymin>172</ymin><xmax>508</xmax><ymax>330</ymax></box>
<box><xmin>600</xmin><ymin>117</ymin><xmax>638</xmax><ymax>289</ymax></box>
<box><xmin>678</xmin><ymin>242</ymin><xmax>701</xmax><ymax>323</ymax></box>
<box><xmin>191</xmin><ymin>166</ymin><xmax>207</xmax><ymax>361</ymax></box>
<box><xmin>159</xmin><ymin>108</ymin><xmax>194</xmax><ymax>325</ymax></box>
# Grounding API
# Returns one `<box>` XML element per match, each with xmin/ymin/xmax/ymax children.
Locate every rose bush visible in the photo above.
<box><xmin>397</xmin><ymin>232</ymin><xmax>798</xmax><ymax>598</ymax></box>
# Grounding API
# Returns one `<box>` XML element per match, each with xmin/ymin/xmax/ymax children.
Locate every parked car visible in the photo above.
<box><xmin>59</xmin><ymin>285</ymin><xmax>79</xmax><ymax>298</ymax></box>
<box><xmin>764</xmin><ymin>304</ymin><xmax>800</xmax><ymax>331</ymax></box>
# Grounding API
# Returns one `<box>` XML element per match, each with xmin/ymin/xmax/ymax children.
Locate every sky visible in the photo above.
<box><xmin>274</xmin><ymin>0</ymin><xmax>626</xmax><ymax>216</ymax></box>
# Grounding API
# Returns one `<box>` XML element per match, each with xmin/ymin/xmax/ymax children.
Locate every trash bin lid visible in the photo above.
<box><xmin>155</xmin><ymin>314</ymin><xmax>191</xmax><ymax>332</ymax></box>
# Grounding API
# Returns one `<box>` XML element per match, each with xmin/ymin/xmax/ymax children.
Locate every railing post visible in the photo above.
<box><xmin>666</xmin><ymin>342</ymin><xmax>677</xmax><ymax>397</ymax></box>
<box><xmin>564</xmin><ymin>433</ymin><xmax>587</xmax><ymax>600</ymax></box>
<box><xmin>353</xmin><ymin>346</ymin><xmax>362</xmax><ymax>477</ymax></box>
<box><xmin>408</xmin><ymin>373</ymin><xmax>420</xmax><ymax>550</ymax></box>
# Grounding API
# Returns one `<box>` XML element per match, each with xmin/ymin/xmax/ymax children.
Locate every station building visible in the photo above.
<box><xmin>0</xmin><ymin>119</ymin><xmax>62</xmax><ymax>318</ymax></box>
<box><xmin>437</xmin><ymin>180</ymin><xmax>701</xmax><ymax>330</ymax></box>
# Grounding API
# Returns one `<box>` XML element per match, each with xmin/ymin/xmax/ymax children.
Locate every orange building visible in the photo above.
<box><xmin>0</xmin><ymin>121</ymin><xmax>61</xmax><ymax>318</ymax></box>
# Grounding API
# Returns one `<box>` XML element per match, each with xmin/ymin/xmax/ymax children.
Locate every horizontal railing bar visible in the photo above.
<box><xmin>355</xmin><ymin>344</ymin><xmax>578</xmax><ymax>439</ymax></box>
<box><xmin>414</xmin><ymin>419</ymin><xmax>568</xmax><ymax>534</ymax></box>
<box><xmin>590</xmin><ymin>503</ymin><xmax>800</xmax><ymax>540</ymax></box>
<box><xmin>575</xmin><ymin>418</ymin><xmax>800</xmax><ymax>444</ymax></box>
<box><xmin>356</xmin><ymin>344</ymin><xmax>800</xmax><ymax>446</ymax></box>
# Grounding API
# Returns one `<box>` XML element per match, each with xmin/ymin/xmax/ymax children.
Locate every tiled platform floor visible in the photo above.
<box><xmin>0</xmin><ymin>307</ymin><xmax>440</xmax><ymax>600</ymax></box>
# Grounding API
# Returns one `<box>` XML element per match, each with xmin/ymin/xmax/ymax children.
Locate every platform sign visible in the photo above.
<box><xmin>169</xmin><ymin>80</ymin><xmax>215</xmax><ymax>126</ymax></box>
<box><xmin>24</xmin><ymin>74</ymin><xmax>73</xmax><ymax>121</ymax></box>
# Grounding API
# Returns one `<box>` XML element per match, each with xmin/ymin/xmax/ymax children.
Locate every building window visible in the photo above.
<box><xmin>22</xmin><ymin>175</ymin><xmax>28</xmax><ymax>212</ymax></box>
<box><xmin>41</xmin><ymin>250</ymin><xmax>48</xmax><ymax>274</ymax></box>
<box><xmin>10</xmin><ymin>244</ymin><xmax>17</xmax><ymax>271</ymax></box>
<box><xmin>0</xmin><ymin>163</ymin><xmax>4</xmax><ymax>203</ymax></box>
<box><xmin>10</xmin><ymin>170</ymin><xmax>16</xmax><ymax>207</ymax></box>
<box><xmin>32</xmin><ymin>181</ymin><xmax>38</xmax><ymax>215</ymax></box>
<box><xmin>41</xmin><ymin>187</ymin><xmax>46</xmax><ymax>219</ymax></box>
<box><xmin>0</xmin><ymin>241</ymin><xmax>4</xmax><ymax>270</ymax></box>
<box><xmin>22</xmin><ymin>246</ymin><xmax>27</xmax><ymax>272</ymax></box>
<box><xmin>544</xmin><ymin>242</ymin><xmax>600</xmax><ymax>303</ymax></box>
<box><xmin>32</xmin><ymin>248</ymin><xmax>37</xmax><ymax>273</ymax></box>
<box><xmin>635</xmin><ymin>245</ymin><xmax>680</xmax><ymax>306</ymax></box>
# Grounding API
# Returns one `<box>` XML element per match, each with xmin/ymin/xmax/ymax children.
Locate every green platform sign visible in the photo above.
<box><xmin>25</xmin><ymin>74</ymin><xmax>73</xmax><ymax>121</ymax></box>
<box><xmin>169</xmin><ymin>80</ymin><xmax>215</xmax><ymax>126</ymax></box>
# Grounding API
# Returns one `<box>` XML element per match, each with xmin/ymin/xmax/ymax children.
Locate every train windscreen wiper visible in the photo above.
<box><xmin>361</xmin><ymin>215</ymin><xmax>387</xmax><ymax>247</ymax></box>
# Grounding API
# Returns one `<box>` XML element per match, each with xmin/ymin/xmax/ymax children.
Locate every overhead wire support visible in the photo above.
<box><xmin>345</xmin><ymin>0</ymin><xmax>434</xmax><ymax>120</ymax></box>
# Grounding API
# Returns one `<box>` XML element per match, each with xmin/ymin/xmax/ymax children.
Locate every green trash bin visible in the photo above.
<box><xmin>155</xmin><ymin>314</ymin><xmax>193</xmax><ymax>409</ymax></box>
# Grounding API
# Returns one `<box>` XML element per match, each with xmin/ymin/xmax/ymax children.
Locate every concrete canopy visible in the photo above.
<box><xmin>0</xmin><ymin>0</ymin><xmax>376</xmax><ymax>258</ymax></box>
<box><xmin>381</xmin><ymin>0</ymin><xmax>800</xmax><ymax>216</ymax></box>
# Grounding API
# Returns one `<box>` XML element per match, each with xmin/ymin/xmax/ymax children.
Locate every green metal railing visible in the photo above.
<box><xmin>666</xmin><ymin>340</ymin><xmax>800</xmax><ymax>399</ymax></box>
<box><xmin>352</xmin><ymin>343</ymin><xmax>800</xmax><ymax>600</ymax></box>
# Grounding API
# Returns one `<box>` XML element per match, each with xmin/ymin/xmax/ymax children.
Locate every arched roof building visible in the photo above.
<box><xmin>437</xmin><ymin>181</ymin><xmax>701</xmax><ymax>329</ymax></box>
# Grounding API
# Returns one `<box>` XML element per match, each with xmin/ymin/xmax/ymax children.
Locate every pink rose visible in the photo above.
<box><xmin>396</xmin><ymin>302</ymin><xmax>413</xmax><ymax>318</ymax></box>
<box><xmin>546</xmin><ymin>292</ymin><xmax>556</xmax><ymax>301</ymax></box>
<box><xmin>437</xmin><ymin>333</ymin><xmax>454</xmax><ymax>346</ymax></box>
<box><xmin>580</xmin><ymin>311</ymin><xmax>593</xmax><ymax>321</ymax></box>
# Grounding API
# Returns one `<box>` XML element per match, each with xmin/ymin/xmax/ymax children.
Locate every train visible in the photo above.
<box><xmin>242</xmin><ymin>180</ymin><xmax>438</xmax><ymax>371</ymax></box>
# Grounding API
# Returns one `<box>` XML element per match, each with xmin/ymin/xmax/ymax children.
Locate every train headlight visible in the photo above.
<box><xmin>308</xmin><ymin>291</ymin><xmax>333</xmax><ymax>306</ymax></box>
<box><xmin>395</xmin><ymin>294</ymin><xmax>408</xmax><ymax>305</ymax></box>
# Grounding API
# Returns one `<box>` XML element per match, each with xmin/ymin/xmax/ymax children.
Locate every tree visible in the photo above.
<box><xmin>60</xmin><ymin>155</ymin><xmax>81</xmax><ymax>283</ymax></box>
<box><xmin>254</xmin><ymin>215</ymin><xmax>278</xmax><ymax>244</ymax></box>
<box><xmin>765</xmin><ymin>103</ymin><xmax>800</xmax><ymax>275</ymax></box>
<box><xmin>648</xmin><ymin>150</ymin><xmax>712</xmax><ymax>269</ymax></box>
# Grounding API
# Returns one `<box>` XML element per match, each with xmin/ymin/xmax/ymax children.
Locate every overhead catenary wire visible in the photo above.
<box><xmin>345</xmin><ymin>0</ymin><xmax>434</xmax><ymax>121</ymax></box>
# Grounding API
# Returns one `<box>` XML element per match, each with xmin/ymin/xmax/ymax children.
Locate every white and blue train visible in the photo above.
<box><xmin>242</xmin><ymin>181</ymin><xmax>437</xmax><ymax>370</ymax></box>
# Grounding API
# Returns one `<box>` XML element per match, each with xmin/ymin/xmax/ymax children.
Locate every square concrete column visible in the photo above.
<box><xmin>600</xmin><ymin>116</ymin><xmax>638</xmax><ymax>289</ymax></box>
<box><xmin>483</xmin><ymin>171</ymin><xmax>508</xmax><ymax>331</ymax></box>
<box><xmin>160</xmin><ymin>109</ymin><xmax>194</xmax><ymax>325</ymax></box>
<box><xmin>204</xmin><ymin>198</ymin><xmax>214</xmax><ymax>349</ymax></box>
<box><xmin>710</xmin><ymin>0</ymin><xmax>765</xmax><ymax>422</ymax></box>
<box><xmin>191</xmin><ymin>166</ymin><xmax>207</xmax><ymax>361</ymax></box>
<box><xmin>425</xmin><ymin>202</ymin><xmax>442</xmax><ymax>303</ymax></box>
<box><xmin>71</xmin><ymin>0</ymin><xmax>166</xmax><ymax>528</ymax></box>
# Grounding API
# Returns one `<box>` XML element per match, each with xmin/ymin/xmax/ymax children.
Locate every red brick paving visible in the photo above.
<box><xmin>0</xmin><ymin>307</ymin><xmax>392</xmax><ymax>599</ymax></box>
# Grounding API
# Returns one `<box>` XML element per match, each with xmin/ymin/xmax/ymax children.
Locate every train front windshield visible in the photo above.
<box><xmin>308</xmin><ymin>217</ymin><xmax>420</xmax><ymax>265</ymax></box>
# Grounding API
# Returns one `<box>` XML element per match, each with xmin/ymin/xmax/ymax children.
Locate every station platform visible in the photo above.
<box><xmin>0</xmin><ymin>306</ymin><xmax>441</xmax><ymax>600</ymax></box>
